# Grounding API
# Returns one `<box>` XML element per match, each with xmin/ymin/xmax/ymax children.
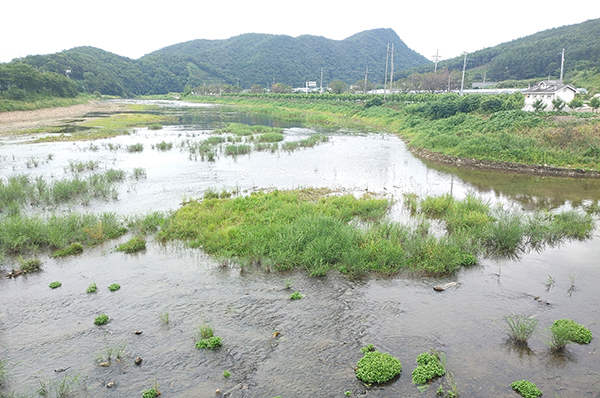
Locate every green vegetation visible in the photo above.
<box><xmin>223</xmin><ymin>370</ymin><xmax>231</xmax><ymax>378</ymax></box>
<box><xmin>0</xmin><ymin>171</ymin><xmax>126</xmax><ymax>213</ymax></box>
<box><xmin>0</xmin><ymin>358</ymin><xmax>8</xmax><ymax>387</ymax></box>
<box><xmin>95</xmin><ymin>341</ymin><xmax>127</xmax><ymax>364</ymax></box>
<box><xmin>94</xmin><ymin>314</ymin><xmax>109</xmax><ymax>325</ymax></box>
<box><xmin>548</xmin><ymin>319</ymin><xmax>593</xmax><ymax>350</ymax></box>
<box><xmin>17</xmin><ymin>257</ymin><xmax>42</xmax><ymax>272</ymax></box>
<box><xmin>86</xmin><ymin>282</ymin><xmax>98</xmax><ymax>293</ymax></box>
<box><xmin>510</xmin><ymin>380</ymin><xmax>542</xmax><ymax>398</ymax></box>
<box><xmin>159</xmin><ymin>312</ymin><xmax>169</xmax><ymax>324</ymax></box>
<box><xmin>195</xmin><ymin>323</ymin><xmax>222</xmax><ymax>349</ymax></box>
<box><xmin>154</xmin><ymin>141</ymin><xmax>172</xmax><ymax>150</ymax></box>
<box><xmin>52</xmin><ymin>242</ymin><xmax>84</xmax><ymax>258</ymax></box>
<box><xmin>141</xmin><ymin>387</ymin><xmax>160</xmax><ymax>398</ymax></box>
<box><xmin>0</xmin><ymin>212</ymin><xmax>127</xmax><ymax>255</ymax></box>
<box><xmin>127</xmin><ymin>143</ymin><xmax>144</xmax><ymax>152</ymax></box>
<box><xmin>355</xmin><ymin>345</ymin><xmax>402</xmax><ymax>384</ymax></box>
<box><xmin>289</xmin><ymin>291</ymin><xmax>303</xmax><ymax>300</ymax></box>
<box><xmin>108</xmin><ymin>283</ymin><xmax>121</xmax><ymax>292</ymax></box>
<box><xmin>503</xmin><ymin>314</ymin><xmax>538</xmax><ymax>345</ymax></box>
<box><xmin>115</xmin><ymin>236</ymin><xmax>146</xmax><ymax>253</ymax></box>
<box><xmin>411</xmin><ymin>351</ymin><xmax>446</xmax><ymax>385</ymax></box>
<box><xmin>49</xmin><ymin>281</ymin><xmax>62</xmax><ymax>289</ymax></box>
<box><xmin>158</xmin><ymin>189</ymin><xmax>593</xmax><ymax>277</ymax></box>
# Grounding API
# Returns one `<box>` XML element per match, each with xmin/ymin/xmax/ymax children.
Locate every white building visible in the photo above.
<box><xmin>522</xmin><ymin>80</ymin><xmax>577</xmax><ymax>111</ymax></box>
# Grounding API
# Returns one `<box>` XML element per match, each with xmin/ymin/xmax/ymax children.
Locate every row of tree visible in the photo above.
<box><xmin>0</xmin><ymin>63</ymin><xmax>78</xmax><ymax>100</ymax></box>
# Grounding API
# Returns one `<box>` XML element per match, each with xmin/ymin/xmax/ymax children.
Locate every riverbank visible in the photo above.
<box><xmin>0</xmin><ymin>100</ymin><xmax>127</xmax><ymax>134</ymax></box>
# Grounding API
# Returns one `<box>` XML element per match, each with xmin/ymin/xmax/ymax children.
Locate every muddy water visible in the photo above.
<box><xmin>0</xmin><ymin>100</ymin><xmax>599</xmax><ymax>398</ymax></box>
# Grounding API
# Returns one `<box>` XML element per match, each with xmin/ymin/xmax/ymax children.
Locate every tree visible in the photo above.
<box><xmin>568</xmin><ymin>97</ymin><xmax>583</xmax><ymax>110</ymax></box>
<box><xmin>350</xmin><ymin>79</ymin><xmax>373</xmax><ymax>94</ymax></box>
<box><xmin>589</xmin><ymin>96</ymin><xmax>600</xmax><ymax>112</ymax></box>
<box><xmin>329</xmin><ymin>80</ymin><xmax>347</xmax><ymax>94</ymax></box>
<box><xmin>532</xmin><ymin>99</ymin><xmax>547</xmax><ymax>112</ymax></box>
<box><xmin>552</xmin><ymin>97</ymin><xmax>566</xmax><ymax>112</ymax></box>
<box><xmin>250</xmin><ymin>84</ymin><xmax>263</xmax><ymax>93</ymax></box>
<box><xmin>271</xmin><ymin>83</ymin><xmax>292</xmax><ymax>93</ymax></box>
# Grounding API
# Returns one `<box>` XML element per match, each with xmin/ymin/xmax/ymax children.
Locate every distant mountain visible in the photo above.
<box><xmin>8</xmin><ymin>29</ymin><xmax>429</xmax><ymax>96</ymax></box>
<box><xmin>396</xmin><ymin>18</ymin><xmax>600</xmax><ymax>83</ymax></box>
<box><xmin>146</xmin><ymin>28</ymin><xmax>430</xmax><ymax>88</ymax></box>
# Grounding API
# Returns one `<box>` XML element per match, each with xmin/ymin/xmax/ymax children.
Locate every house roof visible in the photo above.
<box><xmin>523</xmin><ymin>80</ymin><xmax>577</xmax><ymax>94</ymax></box>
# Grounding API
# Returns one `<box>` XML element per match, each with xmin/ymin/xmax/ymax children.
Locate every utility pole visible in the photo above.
<box><xmin>384</xmin><ymin>43</ymin><xmax>390</xmax><ymax>100</ymax></box>
<box><xmin>559</xmin><ymin>48</ymin><xmax>565</xmax><ymax>83</ymax></box>
<box><xmin>364</xmin><ymin>65</ymin><xmax>369</xmax><ymax>94</ymax></box>
<box><xmin>389</xmin><ymin>43</ymin><xmax>394</xmax><ymax>94</ymax></box>
<box><xmin>320</xmin><ymin>68</ymin><xmax>323</xmax><ymax>94</ymax></box>
<box><xmin>432</xmin><ymin>49</ymin><xmax>441</xmax><ymax>73</ymax></box>
<box><xmin>460</xmin><ymin>52</ymin><xmax>467</xmax><ymax>96</ymax></box>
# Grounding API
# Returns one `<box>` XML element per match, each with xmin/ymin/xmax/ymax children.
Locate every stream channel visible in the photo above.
<box><xmin>1</xmin><ymin>100</ymin><xmax>599</xmax><ymax>398</ymax></box>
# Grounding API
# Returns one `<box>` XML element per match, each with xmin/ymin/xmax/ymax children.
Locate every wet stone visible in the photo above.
<box><xmin>134</xmin><ymin>356</ymin><xmax>143</xmax><ymax>365</ymax></box>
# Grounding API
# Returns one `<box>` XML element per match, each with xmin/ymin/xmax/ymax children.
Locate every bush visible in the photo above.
<box><xmin>355</xmin><ymin>349</ymin><xmax>402</xmax><ymax>384</ymax></box>
<box><xmin>94</xmin><ymin>314</ymin><xmax>109</xmax><ymax>325</ymax></box>
<box><xmin>551</xmin><ymin>319</ymin><xmax>593</xmax><ymax>345</ymax></box>
<box><xmin>195</xmin><ymin>336</ymin><xmax>222</xmax><ymax>349</ymax></box>
<box><xmin>511</xmin><ymin>380</ymin><xmax>542</xmax><ymax>398</ymax></box>
<box><xmin>289</xmin><ymin>291</ymin><xmax>303</xmax><ymax>300</ymax></box>
<box><xmin>411</xmin><ymin>351</ymin><xmax>445</xmax><ymax>384</ymax></box>
<box><xmin>116</xmin><ymin>236</ymin><xmax>146</xmax><ymax>253</ymax></box>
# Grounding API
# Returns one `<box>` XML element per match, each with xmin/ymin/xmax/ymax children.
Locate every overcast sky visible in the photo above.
<box><xmin>2</xmin><ymin>0</ymin><xmax>598</xmax><ymax>64</ymax></box>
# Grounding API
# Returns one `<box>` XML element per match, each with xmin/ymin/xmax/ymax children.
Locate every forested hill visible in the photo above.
<box><xmin>6</xmin><ymin>29</ymin><xmax>429</xmax><ymax>96</ymax></box>
<box><xmin>148</xmin><ymin>29</ymin><xmax>430</xmax><ymax>88</ymax></box>
<box><xmin>396</xmin><ymin>18</ymin><xmax>600</xmax><ymax>83</ymax></box>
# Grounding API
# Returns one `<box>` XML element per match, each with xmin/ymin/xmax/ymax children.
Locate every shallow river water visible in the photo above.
<box><xmin>0</xmin><ymin>100</ymin><xmax>599</xmax><ymax>398</ymax></box>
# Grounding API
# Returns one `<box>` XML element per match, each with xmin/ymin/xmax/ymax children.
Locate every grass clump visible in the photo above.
<box><xmin>148</xmin><ymin>123</ymin><xmax>163</xmax><ymax>130</ymax></box>
<box><xmin>127</xmin><ymin>143</ymin><xmax>144</xmax><ymax>152</ymax></box>
<box><xmin>86</xmin><ymin>282</ymin><xmax>97</xmax><ymax>293</ymax></box>
<box><xmin>51</xmin><ymin>242</ymin><xmax>84</xmax><ymax>258</ymax></box>
<box><xmin>18</xmin><ymin>257</ymin><xmax>42</xmax><ymax>272</ymax></box>
<box><xmin>289</xmin><ymin>291</ymin><xmax>303</xmax><ymax>300</ymax></box>
<box><xmin>108</xmin><ymin>283</ymin><xmax>121</xmax><ymax>292</ymax></box>
<box><xmin>412</xmin><ymin>351</ymin><xmax>446</xmax><ymax>384</ymax></box>
<box><xmin>141</xmin><ymin>387</ymin><xmax>160</xmax><ymax>398</ymax></box>
<box><xmin>0</xmin><ymin>358</ymin><xmax>8</xmax><ymax>387</ymax></box>
<box><xmin>49</xmin><ymin>281</ymin><xmax>62</xmax><ymax>289</ymax></box>
<box><xmin>511</xmin><ymin>380</ymin><xmax>542</xmax><ymax>398</ymax></box>
<box><xmin>115</xmin><ymin>236</ymin><xmax>146</xmax><ymax>253</ymax></box>
<box><xmin>548</xmin><ymin>319</ymin><xmax>593</xmax><ymax>350</ymax></box>
<box><xmin>154</xmin><ymin>140</ymin><xmax>172</xmax><ymax>150</ymax></box>
<box><xmin>355</xmin><ymin>345</ymin><xmax>402</xmax><ymax>384</ymax></box>
<box><xmin>503</xmin><ymin>313</ymin><xmax>538</xmax><ymax>345</ymax></box>
<box><xmin>195</xmin><ymin>323</ymin><xmax>222</xmax><ymax>349</ymax></box>
<box><xmin>225</xmin><ymin>144</ymin><xmax>252</xmax><ymax>156</ymax></box>
<box><xmin>94</xmin><ymin>314</ymin><xmax>109</xmax><ymax>325</ymax></box>
<box><xmin>257</xmin><ymin>132</ymin><xmax>284</xmax><ymax>142</ymax></box>
<box><xmin>159</xmin><ymin>312</ymin><xmax>169</xmax><ymax>324</ymax></box>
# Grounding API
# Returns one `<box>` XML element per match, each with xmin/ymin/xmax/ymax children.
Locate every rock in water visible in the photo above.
<box><xmin>433</xmin><ymin>282</ymin><xmax>458</xmax><ymax>291</ymax></box>
<box><xmin>134</xmin><ymin>357</ymin><xmax>143</xmax><ymax>365</ymax></box>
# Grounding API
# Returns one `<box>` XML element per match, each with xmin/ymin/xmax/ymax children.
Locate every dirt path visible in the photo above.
<box><xmin>0</xmin><ymin>101</ymin><xmax>127</xmax><ymax>134</ymax></box>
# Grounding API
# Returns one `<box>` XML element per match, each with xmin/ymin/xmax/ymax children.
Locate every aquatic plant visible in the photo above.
<box><xmin>284</xmin><ymin>278</ymin><xmax>294</xmax><ymax>289</ymax></box>
<box><xmin>503</xmin><ymin>313</ymin><xmax>538</xmax><ymax>345</ymax></box>
<box><xmin>256</xmin><ymin>132</ymin><xmax>284</xmax><ymax>142</ymax></box>
<box><xmin>0</xmin><ymin>358</ymin><xmax>9</xmax><ymax>387</ymax></box>
<box><xmin>141</xmin><ymin>387</ymin><xmax>159</xmax><ymax>398</ymax></box>
<box><xmin>36</xmin><ymin>371</ymin><xmax>84</xmax><ymax>398</ymax></box>
<box><xmin>49</xmin><ymin>281</ymin><xmax>62</xmax><ymax>289</ymax></box>
<box><xmin>225</xmin><ymin>144</ymin><xmax>251</xmax><ymax>156</ymax></box>
<box><xmin>355</xmin><ymin>347</ymin><xmax>402</xmax><ymax>384</ymax></box>
<box><xmin>86</xmin><ymin>282</ymin><xmax>97</xmax><ymax>293</ymax></box>
<box><xmin>127</xmin><ymin>143</ymin><xmax>144</xmax><ymax>152</ymax></box>
<box><xmin>108</xmin><ymin>283</ymin><xmax>121</xmax><ymax>292</ymax></box>
<box><xmin>510</xmin><ymin>380</ymin><xmax>542</xmax><ymax>398</ymax></box>
<box><xmin>223</xmin><ymin>370</ymin><xmax>231</xmax><ymax>378</ymax></box>
<box><xmin>289</xmin><ymin>291</ymin><xmax>303</xmax><ymax>300</ymax></box>
<box><xmin>154</xmin><ymin>140</ymin><xmax>172</xmax><ymax>150</ymax></box>
<box><xmin>195</xmin><ymin>336</ymin><xmax>222</xmax><ymax>349</ymax></box>
<box><xmin>412</xmin><ymin>351</ymin><xmax>446</xmax><ymax>385</ymax></box>
<box><xmin>549</xmin><ymin>319</ymin><xmax>593</xmax><ymax>349</ymax></box>
<box><xmin>51</xmin><ymin>242</ymin><xmax>84</xmax><ymax>258</ymax></box>
<box><xmin>94</xmin><ymin>314</ymin><xmax>109</xmax><ymax>325</ymax></box>
<box><xmin>159</xmin><ymin>312</ymin><xmax>169</xmax><ymax>325</ymax></box>
<box><xmin>148</xmin><ymin>124</ymin><xmax>163</xmax><ymax>130</ymax></box>
<box><xmin>132</xmin><ymin>168</ymin><xmax>147</xmax><ymax>179</ymax></box>
<box><xmin>96</xmin><ymin>341</ymin><xmax>128</xmax><ymax>364</ymax></box>
<box><xmin>17</xmin><ymin>257</ymin><xmax>42</xmax><ymax>272</ymax></box>
<box><xmin>115</xmin><ymin>236</ymin><xmax>146</xmax><ymax>253</ymax></box>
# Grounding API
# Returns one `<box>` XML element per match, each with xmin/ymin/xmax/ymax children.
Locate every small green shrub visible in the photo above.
<box><xmin>52</xmin><ymin>242</ymin><xmax>84</xmax><ymax>258</ymax></box>
<box><xmin>412</xmin><ymin>351</ymin><xmax>445</xmax><ymax>384</ymax></box>
<box><xmin>511</xmin><ymin>380</ymin><xmax>542</xmax><ymax>398</ymax></box>
<box><xmin>86</xmin><ymin>282</ymin><xmax>97</xmax><ymax>293</ymax></box>
<box><xmin>289</xmin><ymin>291</ymin><xmax>303</xmax><ymax>300</ymax></box>
<box><xmin>18</xmin><ymin>257</ymin><xmax>42</xmax><ymax>272</ymax></box>
<box><xmin>223</xmin><ymin>370</ymin><xmax>231</xmax><ymax>378</ymax></box>
<box><xmin>503</xmin><ymin>313</ymin><xmax>538</xmax><ymax>344</ymax></box>
<box><xmin>355</xmin><ymin>348</ymin><xmax>402</xmax><ymax>384</ymax></box>
<box><xmin>116</xmin><ymin>236</ymin><xmax>146</xmax><ymax>253</ymax></box>
<box><xmin>49</xmin><ymin>281</ymin><xmax>62</xmax><ymax>289</ymax></box>
<box><xmin>550</xmin><ymin>319</ymin><xmax>593</xmax><ymax>346</ymax></box>
<box><xmin>108</xmin><ymin>283</ymin><xmax>121</xmax><ymax>292</ymax></box>
<box><xmin>94</xmin><ymin>314</ymin><xmax>109</xmax><ymax>325</ymax></box>
<box><xmin>195</xmin><ymin>336</ymin><xmax>222</xmax><ymax>349</ymax></box>
<box><xmin>141</xmin><ymin>387</ymin><xmax>159</xmax><ymax>398</ymax></box>
<box><xmin>127</xmin><ymin>143</ymin><xmax>144</xmax><ymax>152</ymax></box>
<box><xmin>159</xmin><ymin>312</ymin><xmax>169</xmax><ymax>324</ymax></box>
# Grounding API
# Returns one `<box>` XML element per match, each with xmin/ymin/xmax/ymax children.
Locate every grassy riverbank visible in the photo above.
<box><xmin>184</xmin><ymin>93</ymin><xmax>600</xmax><ymax>173</ymax></box>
